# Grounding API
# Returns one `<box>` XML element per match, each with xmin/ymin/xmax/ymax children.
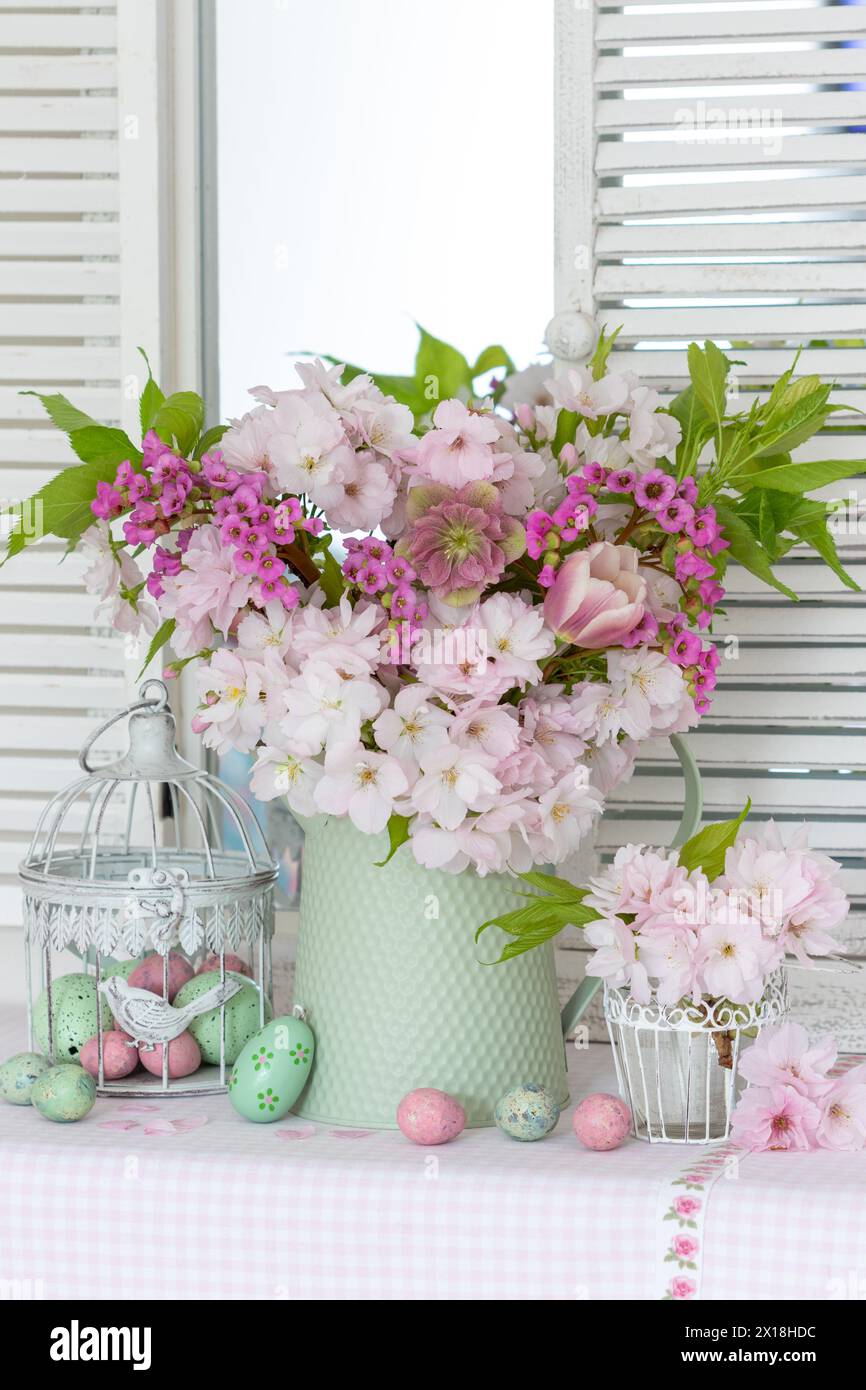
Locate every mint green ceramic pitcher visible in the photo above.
<box><xmin>291</xmin><ymin>736</ymin><xmax>702</xmax><ymax>1128</ymax></box>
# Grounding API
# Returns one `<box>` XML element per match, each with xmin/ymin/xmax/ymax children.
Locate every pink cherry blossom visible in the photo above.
<box><xmin>314</xmin><ymin>745</ymin><xmax>409</xmax><ymax>835</ymax></box>
<box><xmin>412</xmin><ymin>399</ymin><xmax>505</xmax><ymax>487</ymax></box>
<box><xmin>816</xmin><ymin>1067</ymin><xmax>866</xmax><ymax>1152</ymax></box>
<box><xmin>730</xmin><ymin>1083</ymin><xmax>820</xmax><ymax>1152</ymax></box>
<box><xmin>737</xmin><ymin>1022</ymin><xmax>836</xmax><ymax>1098</ymax></box>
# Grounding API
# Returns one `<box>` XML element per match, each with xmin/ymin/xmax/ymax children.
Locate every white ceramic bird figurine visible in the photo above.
<box><xmin>98</xmin><ymin>974</ymin><xmax>244</xmax><ymax>1048</ymax></box>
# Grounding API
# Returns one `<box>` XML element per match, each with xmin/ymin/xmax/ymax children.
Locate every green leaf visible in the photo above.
<box><xmin>68</xmin><ymin>424</ymin><xmax>142</xmax><ymax>469</ymax></box>
<box><xmin>678</xmin><ymin>800</ymin><xmax>751</xmax><ymax>880</ymax></box>
<box><xmin>790</xmin><ymin>510</ymin><xmax>861</xmax><ymax>592</ymax></box>
<box><xmin>136</xmin><ymin>617</ymin><xmax>176</xmax><ymax>680</ymax></box>
<box><xmin>516</xmin><ymin>870</ymin><xmax>588</xmax><ymax>902</ymax></box>
<box><xmin>19</xmin><ymin>391</ymin><xmax>94</xmax><ymax>433</ymax></box>
<box><xmin>373</xmin><ymin>814</ymin><xmax>411</xmax><ymax>868</ymax></box>
<box><xmin>152</xmin><ymin>391</ymin><xmax>205</xmax><ymax>457</ymax></box>
<box><xmin>737</xmin><ymin>456</ymin><xmax>866</xmax><ymax>496</ymax></box>
<box><xmin>315</xmin><ymin>547</ymin><xmax>345</xmax><ymax>605</ymax></box>
<box><xmin>414</xmin><ymin>325</ymin><xmax>472</xmax><ymax>404</ymax></box>
<box><xmin>193</xmin><ymin>423</ymin><xmax>229</xmax><ymax>460</ymax></box>
<box><xmin>687</xmin><ymin>341</ymin><xmax>730</xmax><ymax>426</ymax></box>
<box><xmin>589</xmin><ymin>324</ymin><xmax>622</xmax><ymax>381</ymax></box>
<box><xmin>552</xmin><ymin>409</ymin><xmax>579</xmax><ymax>458</ymax></box>
<box><xmin>483</xmin><ymin>906</ymin><xmax>600</xmax><ymax>961</ymax></box>
<box><xmin>748</xmin><ymin>385</ymin><xmax>832</xmax><ymax>459</ymax></box>
<box><xmin>714</xmin><ymin>501</ymin><xmax>798</xmax><ymax>601</ymax></box>
<box><xmin>2</xmin><ymin>455</ymin><xmax>127</xmax><ymax>559</ymax></box>
<box><xmin>472</xmin><ymin>343</ymin><xmax>516</xmax><ymax>378</ymax></box>
<box><xmin>139</xmin><ymin>378</ymin><xmax>165</xmax><ymax>436</ymax></box>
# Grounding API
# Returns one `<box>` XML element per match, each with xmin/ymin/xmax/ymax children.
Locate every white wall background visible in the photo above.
<box><xmin>215</xmin><ymin>0</ymin><xmax>553</xmax><ymax>416</ymax></box>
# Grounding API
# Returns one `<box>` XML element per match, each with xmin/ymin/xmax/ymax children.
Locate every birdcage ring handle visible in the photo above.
<box><xmin>78</xmin><ymin>680</ymin><xmax>170</xmax><ymax>774</ymax></box>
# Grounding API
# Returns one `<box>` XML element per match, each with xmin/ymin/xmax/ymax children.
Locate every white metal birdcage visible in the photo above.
<box><xmin>604</xmin><ymin>972</ymin><xmax>788</xmax><ymax>1143</ymax></box>
<box><xmin>19</xmin><ymin>680</ymin><xmax>277</xmax><ymax>1097</ymax></box>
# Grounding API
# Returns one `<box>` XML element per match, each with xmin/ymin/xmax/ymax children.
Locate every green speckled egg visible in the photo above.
<box><xmin>228</xmin><ymin>1015</ymin><xmax>315</xmax><ymax>1123</ymax></box>
<box><xmin>33</xmin><ymin>973</ymin><xmax>111</xmax><ymax>1063</ymax></box>
<box><xmin>99</xmin><ymin>957</ymin><xmax>141</xmax><ymax>982</ymax></box>
<box><xmin>31</xmin><ymin>1064</ymin><xmax>96</xmax><ymax>1123</ymax></box>
<box><xmin>0</xmin><ymin>1051</ymin><xmax>50</xmax><ymax>1106</ymax></box>
<box><xmin>172</xmin><ymin>971</ymin><xmax>271</xmax><ymax>1065</ymax></box>
<box><xmin>494</xmin><ymin>1081</ymin><xmax>560</xmax><ymax>1141</ymax></box>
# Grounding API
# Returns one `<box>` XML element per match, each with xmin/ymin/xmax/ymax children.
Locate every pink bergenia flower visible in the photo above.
<box><xmin>543</xmin><ymin>541</ymin><xmax>647</xmax><ymax>649</ymax></box>
<box><xmin>816</xmin><ymin>1067</ymin><xmax>866</xmax><ymax>1152</ymax></box>
<box><xmin>412</xmin><ymin>399</ymin><xmax>505</xmax><ymax>487</ymax></box>
<box><xmin>731</xmin><ymin>1083</ymin><xmax>820</xmax><ymax>1152</ymax></box>
<box><xmin>404</xmin><ymin>480</ymin><xmax>525</xmax><ymax>605</ymax></box>
<box><xmin>737</xmin><ymin>1022</ymin><xmax>836</xmax><ymax>1098</ymax></box>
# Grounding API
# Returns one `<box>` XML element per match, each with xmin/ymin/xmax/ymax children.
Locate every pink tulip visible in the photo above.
<box><xmin>543</xmin><ymin>542</ymin><xmax>647</xmax><ymax>648</ymax></box>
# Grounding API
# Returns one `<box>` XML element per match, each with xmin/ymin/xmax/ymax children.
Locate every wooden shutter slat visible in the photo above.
<box><xmin>596</xmin><ymin>48</ymin><xmax>866</xmax><ymax>88</ymax></box>
<box><xmin>597</xmin><ymin>133</ymin><xmax>866</xmax><ymax>175</ymax></box>
<box><xmin>597</xmin><ymin>7</ymin><xmax>866</xmax><ymax>44</ymax></box>
<box><xmin>0</xmin><ymin>95</ymin><xmax>116</xmax><ymax>133</ymax></box>
<box><xmin>597</xmin><ymin>91</ymin><xmax>866</xmax><ymax>132</ymax></box>
<box><xmin>0</xmin><ymin>260</ymin><xmax>120</xmax><ymax>296</ymax></box>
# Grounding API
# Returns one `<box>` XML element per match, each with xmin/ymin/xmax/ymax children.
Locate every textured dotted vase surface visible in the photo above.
<box><xmin>292</xmin><ymin>814</ymin><xmax>569</xmax><ymax>1128</ymax></box>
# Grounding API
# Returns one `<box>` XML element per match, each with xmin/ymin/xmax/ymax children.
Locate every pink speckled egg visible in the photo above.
<box><xmin>196</xmin><ymin>953</ymin><xmax>251</xmax><ymax>979</ymax></box>
<box><xmin>572</xmin><ymin>1093</ymin><xmax>631</xmax><ymax>1150</ymax></box>
<box><xmin>128</xmin><ymin>951</ymin><xmax>195</xmax><ymax>1002</ymax></box>
<box><xmin>397</xmin><ymin>1087</ymin><xmax>465</xmax><ymax>1145</ymax></box>
<box><xmin>80</xmin><ymin>1031</ymin><xmax>139</xmax><ymax>1080</ymax></box>
<box><xmin>139</xmin><ymin>1031</ymin><xmax>201</xmax><ymax>1079</ymax></box>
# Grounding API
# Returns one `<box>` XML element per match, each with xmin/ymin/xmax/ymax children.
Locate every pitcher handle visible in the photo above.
<box><xmin>559</xmin><ymin>733</ymin><xmax>703</xmax><ymax>1037</ymax></box>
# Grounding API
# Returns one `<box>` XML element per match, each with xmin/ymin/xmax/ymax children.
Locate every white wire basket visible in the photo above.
<box><xmin>604</xmin><ymin>972</ymin><xmax>788</xmax><ymax>1143</ymax></box>
<box><xmin>18</xmin><ymin>680</ymin><xmax>277</xmax><ymax>1097</ymax></box>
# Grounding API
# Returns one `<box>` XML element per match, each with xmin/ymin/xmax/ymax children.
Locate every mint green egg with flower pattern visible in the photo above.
<box><xmin>228</xmin><ymin>1015</ymin><xmax>315</xmax><ymax>1123</ymax></box>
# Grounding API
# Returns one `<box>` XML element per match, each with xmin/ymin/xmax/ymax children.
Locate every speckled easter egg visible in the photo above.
<box><xmin>139</xmin><ymin>1030</ymin><xmax>201</xmax><ymax>1079</ymax></box>
<box><xmin>100</xmin><ymin>957</ymin><xmax>141</xmax><ymax>984</ymax></box>
<box><xmin>397</xmin><ymin>1088</ymin><xmax>465</xmax><ymax>1145</ymax></box>
<box><xmin>573</xmin><ymin>1093</ymin><xmax>631</xmax><ymax>1151</ymax></box>
<box><xmin>128</xmin><ymin>950</ymin><xmax>195</xmax><ymax>1002</ymax></box>
<box><xmin>228</xmin><ymin>1015</ymin><xmax>315</xmax><ymax>1123</ymax></box>
<box><xmin>31</xmin><ymin>1064</ymin><xmax>96</xmax><ymax>1123</ymax></box>
<box><xmin>494</xmin><ymin>1081</ymin><xmax>560</xmax><ymax>1141</ymax></box>
<box><xmin>197</xmin><ymin>953</ymin><xmax>251</xmax><ymax>979</ymax></box>
<box><xmin>172</xmin><ymin>971</ymin><xmax>271</xmax><ymax>1065</ymax></box>
<box><xmin>80</xmin><ymin>1031</ymin><xmax>139</xmax><ymax>1081</ymax></box>
<box><xmin>33</xmin><ymin>973</ymin><xmax>111</xmax><ymax>1063</ymax></box>
<box><xmin>0</xmin><ymin>1051</ymin><xmax>50</xmax><ymax>1106</ymax></box>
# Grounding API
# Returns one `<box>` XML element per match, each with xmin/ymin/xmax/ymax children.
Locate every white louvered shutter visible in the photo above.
<box><xmin>553</xmin><ymin>0</ymin><xmax>866</xmax><ymax>1030</ymax></box>
<box><xmin>0</xmin><ymin>2</ymin><xmax>202</xmax><ymax>987</ymax></box>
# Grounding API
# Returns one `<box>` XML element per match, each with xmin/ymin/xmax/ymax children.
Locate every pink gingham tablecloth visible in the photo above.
<box><xmin>0</xmin><ymin>1008</ymin><xmax>863</xmax><ymax>1301</ymax></box>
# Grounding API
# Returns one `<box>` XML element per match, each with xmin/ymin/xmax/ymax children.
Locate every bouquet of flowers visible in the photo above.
<box><xmin>4</xmin><ymin>327</ymin><xmax>861</xmax><ymax>878</ymax></box>
<box><xmin>480</xmin><ymin>805</ymin><xmax>849</xmax><ymax>984</ymax></box>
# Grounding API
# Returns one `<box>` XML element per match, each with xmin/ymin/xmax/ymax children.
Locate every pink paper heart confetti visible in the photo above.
<box><xmin>329</xmin><ymin>1128</ymin><xmax>373</xmax><ymax>1139</ymax></box>
<box><xmin>116</xmin><ymin>1103</ymin><xmax>160</xmax><ymax>1114</ymax></box>
<box><xmin>98</xmin><ymin>1119</ymin><xmax>140</xmax><ymax>1131</ymax></box>
<box><xmin>276</xmin><ymin>1123</ymin><xmax>316</xmax><ymax>1141</ymax></box>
